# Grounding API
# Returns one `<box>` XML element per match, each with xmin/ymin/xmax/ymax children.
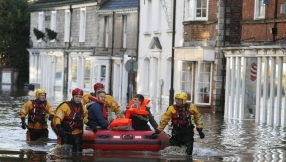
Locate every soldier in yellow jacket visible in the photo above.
<box><xmin>82</xmin><ymin>82</ymin><xmax>121</xmax><ymax>115</ymax></box>
<box><xmin>150</xmin><ymin>92</ymin><xmax>205</xmax><ymax>155</ymax></box>
<box><xmin>20</xmin><ymin>89</ymin><xmax>55</xmax><ymax>141</ymax></box>
<box><xmin>52</xmin><ymin>88</ymin><xmax>97</xmax><ymax>152</ymax></box>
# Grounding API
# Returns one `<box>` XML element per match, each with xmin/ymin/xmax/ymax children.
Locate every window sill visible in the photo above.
<box><xmin>153</xmin><ymin>30</ymin><xmax>161</xmax><ymax>35</ymax></box>
<box><xmin>183</xmin><ymin>19</ymin><xmax>217</xmax><ymax>25</ymax></box>
<box><xmin>166</xmin><ymin>28</ymin><xmax>173</xmax><ymax>33</ymax></box>
<box><xmin>143</xmin><ymin>31</ymin><xmax>151</xmax><ymax>35</ymax></box>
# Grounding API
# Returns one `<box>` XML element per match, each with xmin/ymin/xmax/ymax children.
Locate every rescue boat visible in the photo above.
<box><xmin>82</xmin><ymin>129</ymin><xmax>170</xmax><ymax>151</ymax></box>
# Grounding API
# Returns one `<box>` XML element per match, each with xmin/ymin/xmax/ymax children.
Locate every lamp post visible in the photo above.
<box><xmin>169</xmin><ymin>0</ymin><xmax>176</xmax><ymax>106</ymax></box>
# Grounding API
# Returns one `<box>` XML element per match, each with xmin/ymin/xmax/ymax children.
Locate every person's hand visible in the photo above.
<box><xmin>21</xmin><ymin>118</ymin><xmax>27</xmax><ymax>129</ymax></box>
<box><xmin>48</xmin><ymin>115</ymin><xmax>54</xmax><ymax>121</ymax></box>
<box><xmin>87</xmin><ymin>121</ymin><xmax>97</xmax><ymax>132</ymax></box>
<box><xmin>150</xmin><ymin>129</ymin><xmax>161</xmax><ymax>139</ymax></box>
<box><xmin>196</xmin><ymin>128</ymin><xmax>205</xmax><ymax>139</ymax></box>
<box><xmin>150</xmin><ymin>133</ymin><xmax>158</xmax><ymax>139</ymax></box>
<box><xmin>91</xmin><ymin>125</ymin><xmax>97</xmax><ymax>132</ymax></box>
<box><xmin>21</xmin><ymin>122</ymin><xmax>27</xmax><ymax>129</ymax></box>
<box><xmin>56</xmin><ymin>124</ymin><xmax>66</xmax><ymax>137</ymax></box>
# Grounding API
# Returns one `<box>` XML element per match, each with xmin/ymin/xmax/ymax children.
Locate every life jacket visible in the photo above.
<box><xmin>61</xmin><ymin>101</ymin><xmax>84</xmax><ymax>132</ymax></box>
<box><xmin>171</xmin><ymin>104</ymin><xmax>194</xmax><ymax>128</ymax></box>
<box><xmin>125</xmin><ymin>99</ymin><xmax>150</xmax><ymax>119</ymax></box>
<box><xmin>28</xmin><ymin>100</ymin><xmax>47</xmax><ymax>124</ymax></box>
<box><xmin>88</xmin><ymin>96</ymin><xmax>108</xmax><ymax>119</ymax></box>
<box><xmin>110</xmin><ymin>118</ymin><xmax>132</xmax><ymax>129</ymax></box>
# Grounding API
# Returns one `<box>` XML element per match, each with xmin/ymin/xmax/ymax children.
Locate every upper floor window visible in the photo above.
<box><xmin>37</xmin><ymin>12</ymin><xmax>44</xmax><ymax>42</ymax></box>
<box><xmin>104</xmin><ymin>16</ymin><xmax>109</xmax><ymax>48</ymax></box>
<box><xmin>254</xmin><ymin>0</ymin><xmax>265</xmax><ymax>19</ymax></box>
<box><xmin>122</xmin><ymin>15</ymin><xmax>127</xmax><ymax>48</ymax></box>
<box><xmin>185</xmin><ymin>0</ymin><xmax>208</xmax><ymax>21</ymax></box>
<box><xmin>50</xmin><ymin>11</ymin><xmax>57</xmax><ymax>42</ymax></box>
<box><xmin>64</xmin><ymin>10</ymin><xmax>71</xmax><ymax>42</ymax></box>
<box><xmin>79</xmin><ymin>8</ymin><xmax>86</xmax><ymax>42</ymax></box>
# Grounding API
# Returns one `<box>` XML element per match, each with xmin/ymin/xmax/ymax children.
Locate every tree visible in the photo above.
<box><xmin>0</xmin><ymin>0</ymin><xmax>30</xmax><ymax>85</ymax></box>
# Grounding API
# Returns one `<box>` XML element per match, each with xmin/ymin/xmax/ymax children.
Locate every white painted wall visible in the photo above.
<box><xmin>137</xmin><ymin>0</ymin><xmax>184</xmax><ymax>125</ymax></box>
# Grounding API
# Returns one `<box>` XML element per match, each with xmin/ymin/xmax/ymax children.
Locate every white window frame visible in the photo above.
<box><xmin>64</xmin><ymin>9</ymin><xmax>71</xmax><ymax>42</ymax></box>
<box><xmin>184</xmin><ymin>0</ymin><xmax>208</xmax><ymax>21</ymax></box>
<box><xmin>180</xmin><ymin>61</ymin><xmax>194</xmax><ymax>102</ymax></box>
<box><xmin>122</xmin><ymin>15</ymin><xmax>127</xmax><ymax>48</ymax></box>
<box><xmin>254</xmin><ymin>0</ymin><xmax>265</xmax><ymax>19</ymax></box>
<box><xmin>37</xmin><ymin>12</ymin><xmax>44</xmax><ymax>42</ymax></box>
<box><xmin>195</xmin><ymin>62</ymin><xmax>212</xmax><ymax>105</ymax></box>
<box><xmin>104</xmin><ymin>16</ymin><xmax>109</xmax><ymax>48</ymax></box>
<box><xmin>79</xmin><ymin>7</ymin><xmax>86</xmax><ymax>42</ymax></box>
<box><xmin>144</xmin><ymin>58</ymin><xmax>150</xmax><ymax>92</ymax></box>
<box><xmin>50</xmin><ymin>11</ymin><xmax>57</xmax><ymax>42</ymax></box>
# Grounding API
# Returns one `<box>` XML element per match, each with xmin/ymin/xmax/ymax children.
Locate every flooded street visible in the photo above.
<box><xmin>0</xmin><ymin>87</ymin><xmax>286</xmax><ymax>161</ymax></box>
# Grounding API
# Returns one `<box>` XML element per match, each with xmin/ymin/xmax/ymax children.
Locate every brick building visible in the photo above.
<box><xmin>173</xmin><ymin>0</ymin><xmax>242</xmax><ymax>113</ymax></box>
<box><xmin>223</xmin><ymin>0</ymin><xmax>286</xmax><ymax>127</ymax></box>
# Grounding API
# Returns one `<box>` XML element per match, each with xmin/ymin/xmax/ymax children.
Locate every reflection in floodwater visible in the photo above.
<box><xmin>0</xmin><ymin>88</ymin><xmax>286</xmax><ymax>161</ymax></box>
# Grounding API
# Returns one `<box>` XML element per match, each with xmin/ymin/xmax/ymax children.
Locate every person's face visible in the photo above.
<box><xmin>133</xmin><ymin>98</ymin><xmax>141</xmax><ymax>108</ymax></box>
<box><xmin>175</xmin><ymin>98</ymin><xmax>183</xmax><ymax>106</ymax></box>
<box><xmin>38</xmin><ymin>93</ymin><xmax>46</xmax><ymax>101</ymax></box>
<box><xmin>97</xmin><ymin>92</ymin><xmax>106</xmax><ymax>103</ymax></box>
<box><xmin>95</xmin><ymin>88</ymin><xmax>104</xmax><ymax>93</ymax></box>
<box><xmin>73</xmin><ymin>95</ymin><xmax>82</xmax><ymax>104</ymax></box>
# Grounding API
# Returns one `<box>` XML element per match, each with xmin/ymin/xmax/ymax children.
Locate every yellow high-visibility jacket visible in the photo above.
<box><xmin>157</xmin><ymin>103</ymin><xmax>204</xmax><ymax>132</ymax></box>
<box><xmin>20</xmin><ymin>100</ymin><xmax>55</xmax><ymax>129</ymax></box>
<box><xmin>52</xmin><ymin>102</ymin><xmax>88</xmax><ymax>135</ymax></box>
<box><xmin>82</xmin><ymin>93</ymin><xmax>121</xmax><ymax>115</ymax></box>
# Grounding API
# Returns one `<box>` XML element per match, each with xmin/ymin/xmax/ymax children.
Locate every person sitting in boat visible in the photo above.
<box><xmin>125</xmin><ymin>94</ymin><xmax>158</xmax><ymax>130</ymax></box>
<box><xmin>19</xmin><ymin>89</ymin><xmax>55</xmax><ymax>141</ymax></box>
<box><xmin>82</xmin><ymin>82</ymin><xmax>121</xmax><ymax>117</ymax></box>
<box><xmin>52</xmin><ymin>88</ymin><xmax>97</xmax><ymax>152</ymax></box>
<box><xmin>150</xmin><ymin>92</ymin><xmax>205</xmax><ymax>155</ymax></box>
<box><xmin>85</xmin><ymin>90</ymin><xmax>110</xmax><ymax>129</ymax></box>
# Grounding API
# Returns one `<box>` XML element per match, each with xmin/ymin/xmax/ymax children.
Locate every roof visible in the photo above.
<box><xmin>29</xmin><ymin>0</ymin><xmax>97</xmax><ymax>11</ymax></box>
<box><xmin>99</xmin><ymin>0</ymin><xmax>138</xmax><ymax>10</ymax></box>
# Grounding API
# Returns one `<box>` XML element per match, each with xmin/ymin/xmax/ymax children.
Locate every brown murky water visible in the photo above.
<box><xmin>0</xmin><ymin>87</ymin><xmax>285</xmax><ymax>161</ymax></box>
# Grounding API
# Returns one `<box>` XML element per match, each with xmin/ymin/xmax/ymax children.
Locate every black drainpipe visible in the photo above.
<box><xmin>109</xmin><ymin>12</ymin><xmax>115</xmax><ymax>95</ymax></box>
<box><xmin>134</xmin><ymin>0</ymin><xmax>140</xmax><ymax>95</ymax></box>
<box><xmin>273</xmin><ymin>0</ymin><xmax>278</xmax><ymax>42</ymax></box>
<box><xmin>169</xmin><ymin>0</ymin><xmax>176</xmax><ymax>106</ymax></box>
<box><xmin>221</xmin><ymin>0</ymin><xmax>227</xmax><ymax>113</ymax></box>
<box><xmin>63</xmin><ymin>5</ymin><xmax>73</xmax><ymax>97</ymax></box>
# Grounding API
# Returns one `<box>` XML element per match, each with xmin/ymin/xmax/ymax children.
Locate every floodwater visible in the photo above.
<box><xmin>0</xmin><ymin>86</ymin><xmax>286</xmax><ymax>162</ymax></box>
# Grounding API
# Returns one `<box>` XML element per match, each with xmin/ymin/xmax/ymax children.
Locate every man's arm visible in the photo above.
<box><xmin>90</xmin><ymin>104</ymin><xmax>109</xmax><ymax>128</ymax></box>
<box><xmin>146</xmin><ymin>107</ymin><xmax>158</xmax><ymax>130</ymax></box>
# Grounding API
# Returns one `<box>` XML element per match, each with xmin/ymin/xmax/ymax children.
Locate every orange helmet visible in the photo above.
<box><xmin>72</xmin><ymin>88</ymin><xmax>83</xmax><ymax>96</ymax></box>
<box><xmin>94</xmin><ymin>82</ymin><xmax>104</xmax><ymax>91</ymax></box>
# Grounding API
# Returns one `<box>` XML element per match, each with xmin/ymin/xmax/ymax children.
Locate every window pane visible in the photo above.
<box><xmin>181</xmin><ymin>62</ymin><xmax>193</xmax><ymax>101</ymax></box>
<box><xmin>196</xmin><ymin>62</ymin><xmax>211</xmax><ymax>104</ymax></box>
<box><xmin>55</xmin><ymin>56</ymin><xmax>63</xmax><ymax>90</ymax></box>
<box><xmin>71</xmin><ymin>58</ymin><xmax>77</xmax><ymax>88</ymax></box>
<box><xmin>84</xmin><ymin>58</ymin><xmax>91</xmax><ymax>90</ymax></box>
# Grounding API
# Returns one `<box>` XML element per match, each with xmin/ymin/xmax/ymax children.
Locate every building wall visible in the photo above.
<box><xmin>241</xmin><ymin>0</ymin><xmax>286</xmax><ymax>42</ymax></box>
<box><xmin>137</xmin><ymin>0</ymin><xmax>184</xmax><ymax>123</ymax></box>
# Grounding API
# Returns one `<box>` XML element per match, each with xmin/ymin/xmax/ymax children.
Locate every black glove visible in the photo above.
<box><xmin>21</xmin><ymin>118</ymin><xmax>27</xmax><ymax>130</ymax></box>
<box><xmin>196</xmin><ymin>128</ymin><xmax>205</xmax><ymax>139</ymax></box>
<box><xmin>48</xmin><ymin>115</ymin><xmax>54</xmax><ymax>121</ymax></box>
<box><xmin>150</xmin><ymin>129</ymin><xmax>161</xmax><ymax>139</ymax></box>
<box><xmin>56</xmin><ymin>124</ymin><xmax>66</xmax><ymax>137</ymax></box>
<box><xmin>87</xmin><ymin>121</ymin><xmax>97</xmax><ymax>132</ymax></box>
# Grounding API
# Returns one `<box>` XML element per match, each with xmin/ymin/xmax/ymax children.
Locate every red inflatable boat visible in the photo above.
<box><xmin>82</xmin><ymin>129</ymin><xmax>170</xmax><ymax>151</ymax></box>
